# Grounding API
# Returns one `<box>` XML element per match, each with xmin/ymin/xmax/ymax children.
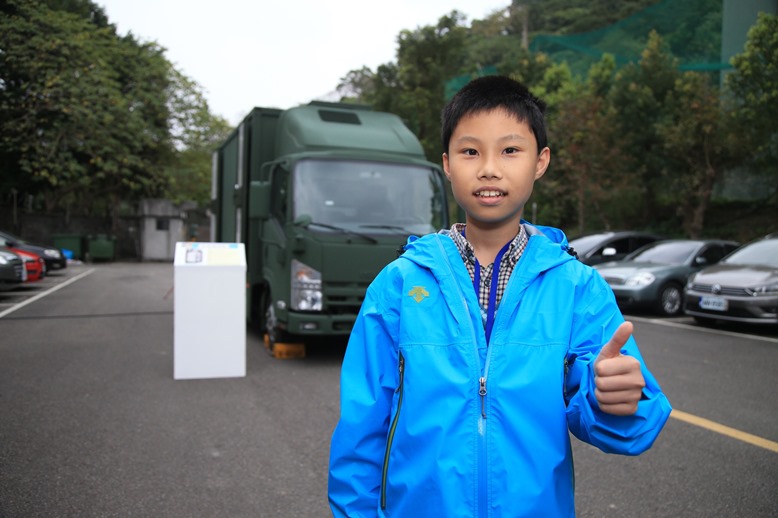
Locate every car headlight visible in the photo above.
<box><xmin>625</xmin><ymin>272</ymin><xmax>655</xmax><ymax>286</ymax></box>
<box><xmin>291</xmin><ymin>259</ymin><xmax>322</xmax><ymax>311</ymax></box>
<box><xmin>0</xmin><ymin>253</ymin><xmax>11</xmax><ymax>265</ymax></box>
<box><xmin>746</xmin><ymin>283</ymin><xmax>778</xmax><ymax>296</ymax></box>
<box><xmin>43</xmin><ymin>249</ymin><xmax>62</xmax><ymax>259</ymax></box>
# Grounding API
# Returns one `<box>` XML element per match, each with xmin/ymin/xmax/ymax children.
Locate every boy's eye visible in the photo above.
<box><xmin>463</xmin><ymin>148</ymin><xmax>478</xmax><ymax>156</ymax></box>
<box><xmin>504</xmin><ymin>147</ymin><xmax>519</xmax><ymax>154</ymax></box>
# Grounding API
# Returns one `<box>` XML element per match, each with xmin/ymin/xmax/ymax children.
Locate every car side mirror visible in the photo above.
<box><xmin>602</xmin><ymin>247</ymin><xmax>617</xmax><ymax>256</ymax></box>
<box><xmin>695</xmin><ymin>256</ymin><xmax>708</xmax><ymax>265</ymax></box>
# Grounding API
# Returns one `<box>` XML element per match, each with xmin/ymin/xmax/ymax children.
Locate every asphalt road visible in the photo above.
<box><xmin>1</xmin><ymin>262</ymin><xmax>776</xmax><ymax>517</ymax></box>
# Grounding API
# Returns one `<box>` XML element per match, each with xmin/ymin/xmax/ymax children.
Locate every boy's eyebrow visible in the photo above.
<box><xmin>453</xmin><ymin>134</ymin><xmax>531</xmax><ymax>145</ymax></box>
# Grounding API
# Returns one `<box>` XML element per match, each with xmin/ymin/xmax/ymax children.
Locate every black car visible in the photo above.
<box><xmin>568</xmin><ymin>231</ymin><xmax>665</xmax><ymax>266</ymax></box>
<box><xmin>0</xmin><ymin>230</ymin><xmax>67</xmax><ymax>271</ymax></box>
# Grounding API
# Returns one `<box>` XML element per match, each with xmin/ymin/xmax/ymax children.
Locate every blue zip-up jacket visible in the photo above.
<box><xmin>328</xmin><ymin>223</ymin><xmax>672</xmax><ymax>517</ymax></box>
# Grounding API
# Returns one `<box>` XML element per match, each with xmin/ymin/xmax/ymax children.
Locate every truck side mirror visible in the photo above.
<box><xmin>249</xmin><ymin>181</ymin><xmax>271</xmax><ymax>220</ymax></box>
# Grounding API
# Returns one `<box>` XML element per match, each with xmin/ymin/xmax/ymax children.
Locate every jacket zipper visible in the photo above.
<box><xmin>563</xmin><ymin>357</ymin><xmax>569</xmax><ymax>400</ymax></box>
<box><xmin>434</xmin><ymin>235</ymin><xmax>490</xmax><ymax>518</ymax></box>
<box><xmin>380</xmin><ymin>351</ymin><xmax>405</xmax><ymax>510</ymax></box>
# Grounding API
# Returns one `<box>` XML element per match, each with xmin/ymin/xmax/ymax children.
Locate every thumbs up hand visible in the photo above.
<box><xmin>594</xmin><ymin>321</ymin><xmax>646</xmax><ymax>416</ymax></box>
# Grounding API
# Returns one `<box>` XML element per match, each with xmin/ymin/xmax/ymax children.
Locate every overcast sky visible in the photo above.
<box><xmin>97</xmin><ymin>0</ymin><xmax>508</xmax><ymax>125</ymax></box>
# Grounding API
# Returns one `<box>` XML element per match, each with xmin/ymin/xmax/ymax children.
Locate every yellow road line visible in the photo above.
<box><xmin>671</xmin><ymin>409</ymin><xmax>778</xmax><ymax>453</ymax></box>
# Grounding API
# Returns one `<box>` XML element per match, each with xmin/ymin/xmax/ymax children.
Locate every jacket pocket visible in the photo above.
<box><xmin>381</xmin><ymin>351</ymin><xmax>405</xmax><ymax>510</ymax></box>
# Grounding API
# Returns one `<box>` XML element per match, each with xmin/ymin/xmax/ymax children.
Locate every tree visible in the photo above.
<box><xmin>392</xmin><ymin>11</ymin><xmax>470</xmax><ymax>160</ymax></box>
<box><xmin>726</xmin><ymin>12</ymin><xmax>778</xmax><ymax>192</ymax></box>
<box><xmin>0</xmin><ymin>0</ymin><xmax>174</xmax><ymax>225</ymax></box>
<box><xmin>608</xmin><ymin>31</ymin><xmax>681</xmax><ymax>226</ymax></box>
<box><xmin>542</xmin><ymin>55</ymin><xmax>634</xmax><ymax>234</ymax></box>
<box><xmin>165</xmin><ymin>68</ymin><xmax>232</xmax><ymax>207</ymax></box>
<box><xmin>1</xmin><ymin>0</ymin><xmax>233</xmax><ymax>230</ymax></box>
<box><xmin>657</xmin><ymin>71</ymin><xmax>737</xmax><ymax>237</ymax></box>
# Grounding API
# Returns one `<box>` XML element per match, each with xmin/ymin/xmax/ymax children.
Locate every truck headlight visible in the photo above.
<box><xmin>291</xmin><ymin>259</ymin><xmax>322</xmax><ymax>311</ymax></box>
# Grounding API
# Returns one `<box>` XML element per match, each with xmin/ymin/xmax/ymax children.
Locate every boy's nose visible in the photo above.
<box><xmin>478</xmin><ymin>156</ymin><xmax>502</xmax><ymax>179</ymax></box>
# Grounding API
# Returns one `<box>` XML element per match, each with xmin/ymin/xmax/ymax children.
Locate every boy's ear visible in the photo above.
<box><xmin>442</xmin><ymin>153</ymin><xmax>451</xmax><ymax>180</ymax></box>
<box><xmin>535</xmin><ymin>147</ymin><xmax>551</xmax><ymax>180</ymax></box>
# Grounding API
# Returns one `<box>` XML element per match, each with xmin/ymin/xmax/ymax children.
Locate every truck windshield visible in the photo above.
<box><xmin>293</xmin><ymin>159</ymin><xmax>446</xmax><ymax>235</ymax></box>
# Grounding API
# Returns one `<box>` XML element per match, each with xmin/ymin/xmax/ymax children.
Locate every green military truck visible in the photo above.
<box><xmin>211</xmin><ymin>102</ymin><xmax>449</xmax><ymax>354</ymax></box>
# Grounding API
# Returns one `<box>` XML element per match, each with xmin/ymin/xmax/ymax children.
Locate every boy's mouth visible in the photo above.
<box><xmin>474</xmin><ymin>189</ymin><xmax>505</xmax><ymax>198</ymax></box>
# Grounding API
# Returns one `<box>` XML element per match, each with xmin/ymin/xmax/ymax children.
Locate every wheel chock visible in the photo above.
<box><xmin>272</xmin><ymin>342</ymin><xmax>306</xmax><ymax>359</ymax></box>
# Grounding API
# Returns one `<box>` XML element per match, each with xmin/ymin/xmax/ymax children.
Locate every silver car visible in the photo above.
<box><xmin>684</xmin><ymin>237</ymin><xmax>778</xmax><ymax>325</ymax></box>
<box><xmin>0</xmin><ymin>246</ymin><xmax>25</xmax><ymax>290</ymax></box>
<box><xmin>594</xmin><ymin>239</ymin><xmax>740</xmax><ymax>317</ymax></box>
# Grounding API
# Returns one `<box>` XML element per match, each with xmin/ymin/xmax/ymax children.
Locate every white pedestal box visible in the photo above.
<box><xmin>173</xmin><ymin>242</ymin><xmax>247</xmax><ymax>380</ymax></box>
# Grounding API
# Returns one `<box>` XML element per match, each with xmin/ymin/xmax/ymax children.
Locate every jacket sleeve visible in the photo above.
<box><xmin>564</xmin><ymin>269</ymin><xmax>672</xmax><ymax>455</ymax></box>
<box><xmin>328</xmin><ymin>272</ymin><xmax>400</xmax><ymax>517</ymax></box>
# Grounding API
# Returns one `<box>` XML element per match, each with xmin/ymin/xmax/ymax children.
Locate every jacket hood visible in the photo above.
<box><xmin>400</xmin><ymin>221</ymin><xmax>577</xmax><ymax>280</ymax></box>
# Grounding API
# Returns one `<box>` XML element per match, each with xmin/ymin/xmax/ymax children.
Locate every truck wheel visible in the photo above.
<box><xmin>261</xmin><ymin>290</ymin><xmax>290</xmax><ymax>354</ymax></box>
<box><xmin>657</xmin><ymin>282</ymin><xmax>683</xmax><ymax>316</ymax></box>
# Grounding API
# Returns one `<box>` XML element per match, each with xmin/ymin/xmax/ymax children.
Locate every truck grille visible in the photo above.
<box><xmin>324</xmin><ymin>280</ymin><xmax>369</xmax><ymax>315</ymax></box>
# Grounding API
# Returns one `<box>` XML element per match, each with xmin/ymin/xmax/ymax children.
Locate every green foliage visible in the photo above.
<box><xmin>726</xmin><ymin>12</ymin><xmax>778</xmax><ymax>187</ymax></box>
<box><xmin>1</xmin><ymin>0</ymin><xmax>773</xmax><ymax>243</ymax></box>
<box><xmin>0</xmin><ymin>0</ymin><xmax>231</xmax><ymax>220</ymax></box>
<box><xmin>334</xmin><ymin>1</ymin><xmax>774</xmax><ymax>241</ymax></box>
<box><xmin>0</xmin><ymin>0</ymin><xmax>170</xmax><ymax>216</ymax></box>
<box><xmin>165</xmin><ymin>68</ymin><xmax>232</xmax><ymax>206</ymax></box>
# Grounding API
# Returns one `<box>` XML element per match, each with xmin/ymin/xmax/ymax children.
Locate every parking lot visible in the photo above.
<box><xmin>1</xmin><ymin>262</ymin><xmax>777</xmax><ymax>517</ymax></box>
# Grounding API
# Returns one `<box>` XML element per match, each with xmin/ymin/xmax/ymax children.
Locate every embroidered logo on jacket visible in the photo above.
<box><xmin>408</xmin><ymin>286</ymin><xmax>430</xmax><ymax>303</ymax></box>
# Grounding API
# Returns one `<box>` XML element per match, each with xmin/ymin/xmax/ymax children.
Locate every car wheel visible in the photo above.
<box><xmin>657</xmin><ymin>282</ymin><xmax>683</xmax><ymax>316</ymax></box>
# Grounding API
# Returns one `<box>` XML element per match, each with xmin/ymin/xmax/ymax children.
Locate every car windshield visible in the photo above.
<box><xmin>626</xmin><ymin>241</ymin><xmax>699</xmax><ymax>265</ymax></box>
<box><xmin>722</xmin><ymin>239</ymin><xmax>778</xmax><ymax>267</ymax></box>
<box><xmin>0</xmin><ymin>231</ymin><xmax>24</xmax><ymax>245</ymax></box>
<box><xmin>568</xmin><ymin>234</ymin><xmax>612</xmax><ymax>256</ymax></box>
<box><xmin>293</xmin><ymin>159</ymin><xmax>446</xmax><ymax>235</ymax></box>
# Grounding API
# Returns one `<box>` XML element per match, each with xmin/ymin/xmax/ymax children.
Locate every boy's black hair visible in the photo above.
<box><xmin>440</xmin><ymin>75</ymin><xmax>548</xmax><ymax>154</ymax></box>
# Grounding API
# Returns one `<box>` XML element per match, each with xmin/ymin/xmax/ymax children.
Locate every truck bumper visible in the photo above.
<box><xmin>286</xmin><ymin>312</ymin><xmax>356</xmax><ymax>336</ymax></box>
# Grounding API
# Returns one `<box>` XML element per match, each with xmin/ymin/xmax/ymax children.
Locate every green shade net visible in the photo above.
<box><xmin>528</xmin><ymin>0</ymin><xmax>728</xmax><ymax>76</ymax></box>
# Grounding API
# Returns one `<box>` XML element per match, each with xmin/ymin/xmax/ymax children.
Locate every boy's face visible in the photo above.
<box><xmin>442</xmin><ymin>108</ymin><xmax>550</xmax><ymax>229</ymax></box>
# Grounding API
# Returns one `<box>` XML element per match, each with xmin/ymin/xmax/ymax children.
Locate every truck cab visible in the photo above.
<box><xmin>212</xmin><ymin>102</ymin><xmax>448</xmax><ymax>351</ymax></box>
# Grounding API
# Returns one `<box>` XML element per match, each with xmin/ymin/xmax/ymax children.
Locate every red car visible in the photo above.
<box><xmin>10</xmin><ymin>247</ymin><xmax>45</xmax><ymax>282</ymax></box>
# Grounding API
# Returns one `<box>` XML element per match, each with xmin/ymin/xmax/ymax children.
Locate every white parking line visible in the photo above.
<box><xmin>0</xmin><ymin>268</ymin><xmax>96</xmax><ymax>319</ymax></box>
<box><xmin>627</xmin><ymin>315</ymin><xmax>778</xmax><ymax>343</ymax></box>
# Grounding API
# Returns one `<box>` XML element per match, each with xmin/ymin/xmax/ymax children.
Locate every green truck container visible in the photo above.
<box><xmin>212</xmin><ymin>102</ymin><xmax>449</xmax><ymax>352</ymax></box>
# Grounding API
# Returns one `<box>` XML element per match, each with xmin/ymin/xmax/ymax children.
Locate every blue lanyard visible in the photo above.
<box><xmin>472</xmin><ymin>240</ymin><xmax>512</xmax><ymax>345</ymax></box>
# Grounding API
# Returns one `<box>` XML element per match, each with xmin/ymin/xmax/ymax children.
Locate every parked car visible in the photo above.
<box><xmin>594</xmin><ymin>239</ymin><xmax>740</xmax><ymax>316</ymax></box>
<box><xmin>567</xmin><ymin>231</ymin><xmax>665</xmax><ymax>266</ymax></box>
<box><xmin>10</xmin><ymin>248</ymin><xmax>45</xmax><ymax>282</ymax></box>
<box><xmin>0</xmin><ymin>246</ymin><xmax>25</xmax><ymax>290</ymax></box>
<box><xmin>684</xmin><ymin>236</ymin><xmax>778</xmax><ymax>325</ymax></box>
<box><xmin>0</xmin><ymin>230</ymin><xmax>67</xmax><ymax>271</ymax></box>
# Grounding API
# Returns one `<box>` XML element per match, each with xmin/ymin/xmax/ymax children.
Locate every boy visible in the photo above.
<box><xmin>328</xmin><ymin>75</ymin><xmax>671</xmax><ymax>517</ymax></box>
